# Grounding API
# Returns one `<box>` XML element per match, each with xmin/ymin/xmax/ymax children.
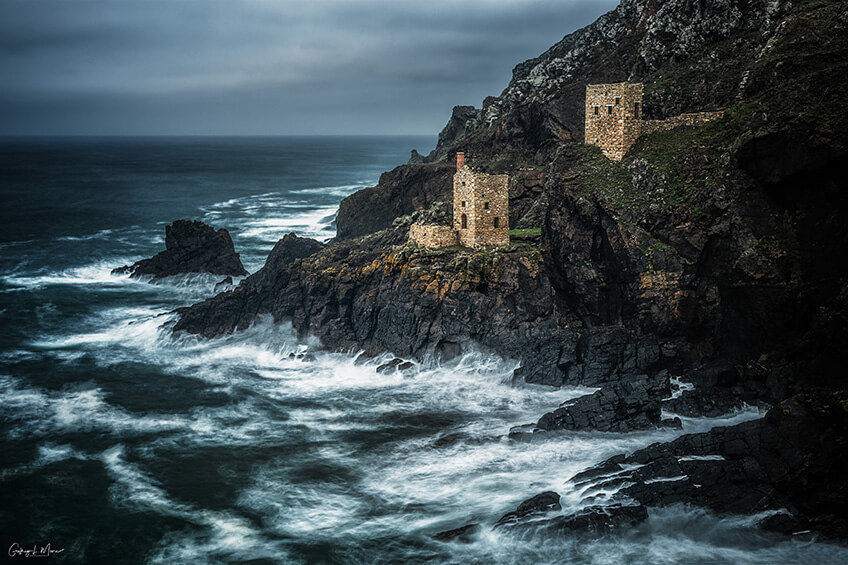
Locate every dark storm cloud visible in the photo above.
<box><xmin>0</xmin><ymin>0</ymin><xmax>617</xmax><ymax>136</ymax></box>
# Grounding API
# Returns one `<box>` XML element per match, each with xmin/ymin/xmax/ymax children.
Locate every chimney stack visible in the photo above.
<box><xmin>456</xmin><ymin>151</ymin><xmax>465</xmax><ymax>171</ymax></box>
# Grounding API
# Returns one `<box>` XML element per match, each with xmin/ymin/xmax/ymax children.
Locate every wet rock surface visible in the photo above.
<box><xmin>567</xmin><ymin>393</ymin><xmax>848</xmax><ymax>540</ymax></box>
<box><xmin>431</xmin><ymin>523</ymin><xmax>480</xmax><ymax>542</ymax></box>
<box><xmin>376</xmin><ymin>358</ymin><xmax>415</xmax><ymax>374</ymax></box>
<box><xmin>114</xmin><ymin>220</ymin><xmax>247</xmax><ymax>279</ymax></box>
<box><xmin>535</xmin><ymin>374</ymin><xmax>672</xmax><ymax>433</ymax></box>
<box><xmin>543</xmin><ymin>504</ymin><xmax>648</xmax><ymax>535</ymax></box>
<box><xmin>495</xmin><ymin>491</ymin><xmax>562</xmax><ymax>527</ymax></box>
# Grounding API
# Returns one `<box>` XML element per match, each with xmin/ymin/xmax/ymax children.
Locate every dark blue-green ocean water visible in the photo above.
<box><xmin>1</xmin><ymin>137</ymin><xmax>847</xmax><ymax>565</ymax></box>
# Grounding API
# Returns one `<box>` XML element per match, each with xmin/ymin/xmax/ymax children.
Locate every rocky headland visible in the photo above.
<box><xmin>170</xmin><ymin>0</ymin><xmax>848</xmax><ymax>543</ymax></box>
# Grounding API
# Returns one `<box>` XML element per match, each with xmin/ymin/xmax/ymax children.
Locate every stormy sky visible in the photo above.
<box><xmin>0</xmin><ymin>0</ymin><xmax>616</xmax><ymax>136</ymax></box>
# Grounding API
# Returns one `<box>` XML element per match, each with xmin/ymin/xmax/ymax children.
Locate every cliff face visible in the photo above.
<box><xmin>178</xmin><ymin>0</ymin><xmax>848</xmax><ymax>394</ymax></box>
<box><xmin>428</xmin><ymin>0</ymin><xmax>794</xmax><ymax>165</ymax></box>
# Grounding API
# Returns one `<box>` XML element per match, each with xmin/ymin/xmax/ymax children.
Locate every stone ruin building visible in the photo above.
<box><xmin>408</xmin><ymin>152</ymin><xmax>509</xmax><ymax>249</ymax></box>
<box><xmin>585</xmin><ymin>82</ymin><xmax>724</xmax><ymax>160</ymax></box>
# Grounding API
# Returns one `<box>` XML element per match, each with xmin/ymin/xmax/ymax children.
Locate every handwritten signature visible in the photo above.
<box><xmin>8</xmin><ymin>543</ymin><xmax>65</xmax><ymax>559</ymax></box>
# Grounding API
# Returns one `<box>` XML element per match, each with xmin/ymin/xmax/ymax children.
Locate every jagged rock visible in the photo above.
<box><xmin>258</xmin><ymin>233</ymin><xmax>325</xmax><ymax>287</ymax></box>
<box><xmin>375</xmin><ymin>358</ymin><xmax>415</xmax><ymax>374</ymax></box>
<box><xmin>172</xmin><ymin>232</ymin><xmax>324</xmax><ymax>337</ymax></box>
<box><xmin>335</xmin><ymin>163</ymin><xmax>455</xmax><ymax>240</ymax></box>
<box><xmin>113</xmin><ymin>220</ymin><xmax>247</xmax><ymax>278</ymax></box>
<box><xmin>412</xmin><ymin>106</ymin><xmax>480</xmax><ymax>164</ymax></box>
<box><xmin>288</xmin><ymin>352</ymin><xmax>316</xmax><ymax>362</ymax></box>
<box><xmin>567</xmin><ymin>393</ymin><xmax>848</xmax><ymax>540</ymax></box>
<box><xmin>535</xmin><ymin>374</ymin><xmax>670</xmax><ymax>433</ymax></box>
<box><xmin>544</xmin><ymin>504</ymin><xmax>648</xmax><ymax>534</ymax></box>
<box><xmin>431</xmin><ymin>523</ymin><xmax>480</xmax><ymax>542</ymax></box>
<box><xmin>214</xmin><ymin>276</ymin><xmax>234</xmax><ymax>292</ymax></box>
<box><xmin>495</xmin><ymin>491</ymin><xmax>561</xmax><ymax>527</ymax></box>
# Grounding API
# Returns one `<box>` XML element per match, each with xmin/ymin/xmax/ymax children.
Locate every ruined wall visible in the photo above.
<box><xmin>585</xmin><ymin>83</ymin><xmax>643</xmax><ymax>160</ymax></box>
<box><xmin>453</xmin><ymin>167</ymin><xmax>509</xmax><ymax>248</ymax></box>
<box><xmin>586</xmin><ymin>83</ymin><xmax>724</xmax><ymax>160</ymax></box>
<box><xmin>641</xmin><ymin>110</ymin><xmax>725</xmax><ymax>135</ymax></box>
<box><xmin>408</xmin><ymin>223</ymin><xmax>458</xmax><ymax>248</ymax></box>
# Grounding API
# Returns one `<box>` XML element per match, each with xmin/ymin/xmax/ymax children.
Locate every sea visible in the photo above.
<box><xmin>1</xmin><ymin>136</ymin><xmax>846</xmax><ymax>564</ymax></box>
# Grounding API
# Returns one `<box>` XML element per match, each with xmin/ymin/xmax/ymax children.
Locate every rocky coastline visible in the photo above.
<box><xmin>157</xmin><ymin>0</ymin><xmax>848</xmax><ymax>544</ymax></box>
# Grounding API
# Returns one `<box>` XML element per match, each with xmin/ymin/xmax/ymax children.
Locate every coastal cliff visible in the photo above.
<box><xmin>172</xmin><ymin>0</ymin><xmax>848</xmax><ymax>540</ymax></box>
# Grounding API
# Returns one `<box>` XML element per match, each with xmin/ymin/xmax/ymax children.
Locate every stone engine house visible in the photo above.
<box><xmin>409</xmin><ymin>152</ymin><xmax>509</xmax><ymax>249</ymax></box>
<box><xmin>585</xmin><ymin>82</ymin><xmax>644</xmax><ymax>161</ymax></box>
<box><xmin>585</xmin><ymin>82</ymin><xmax>724</xmax><ymax>160</ymax></box>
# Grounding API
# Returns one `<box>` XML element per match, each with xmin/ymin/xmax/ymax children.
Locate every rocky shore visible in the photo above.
<box><xmin>161</xmin><ymin>0</ymin><xmax>848</xmax><ymax>543</ymax></box>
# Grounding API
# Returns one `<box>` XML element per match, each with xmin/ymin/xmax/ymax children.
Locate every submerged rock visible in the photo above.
<box><xmin>376</xmin><ymin>358</ymin><xmax>415</xmax><ymax>374</ymax></box>
<box><xmin>495</xmin><ymin>491</ymin><xmax>562</xmax><ymax>527</ymax></box>
<box><xmin>114</xmin><ymin>220</ymin><xmax>247</xmax><ymax>279</ymax></box>
<box><xmin>431</xmin><ymin>523</ymin><xmax>480</xmax><ymax>542</ymax></box>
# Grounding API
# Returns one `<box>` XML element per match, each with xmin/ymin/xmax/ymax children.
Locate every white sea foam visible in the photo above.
<box><xmin>3</xmin><ymin>233</ymin><xmax>841</xmax><ymax>565</ymax></box>
<box><xmin>2</xmin><ymin>260</ymin><xmax>140</xmax><ymax>289</ymax></box>
<box><xmin>102</xmin><ymin>444</ymin><xmax>287</xmax><ymax>563</ymax></box>
<box><xmin>236</xmin><ymin>205</ymin><xmax>339</xmax><ymax>242</ymax></box>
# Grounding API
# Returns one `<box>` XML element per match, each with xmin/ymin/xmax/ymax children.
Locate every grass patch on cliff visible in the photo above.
<box><xmin>509</xmin><ymin>228</ymin><xmax>541</xmax><ymax>238</ymax></box>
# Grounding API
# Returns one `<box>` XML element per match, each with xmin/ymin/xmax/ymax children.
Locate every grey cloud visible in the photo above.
<box><xmin>0</xmin><ymin>0</ymin><xmax>617</xmax><ymax>135</ymax></box>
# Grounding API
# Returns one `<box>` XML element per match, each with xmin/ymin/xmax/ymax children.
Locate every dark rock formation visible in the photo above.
<box><xmin>494</xmin><ymin>494</ymin><xmax>647</xmax><ymax>536</ymax></box>
<box><xmin>172</xmin><ymin>232</ymin><xmax>323</xmax><ymax>337</ymax></box>
<box><xmin>495</xmin><ymin>491</ymin><xmax>562</xmax><ymax>527</ymax></box>
<box><xmin>431</xmin><ymin>523</ymin><xmax>480</xmax><ymax>542</ymax></box>
<box><xmin>375</xmin><ymin>358</ymin><xmax>415</xmax><ymax>374</ymax></box>
<box><xmin>411</xmin><ymin>106</ymin><xmax>480</xmax><ymax>164</ymax></box>
<box><xmin>335</xmin><ymin>163</ymin><xmax>455</xmax><ymax>240</ymax></box>
<box><xmin>462</xmin><ymin>0</ymin><xmax>791</xmax><ymax>164</ymax></box>
<box><xmin>214</xmin><ymin>276</ymin><xmax>234</xmax><ymax>292</ymax></box>
<box><xmin>567</xmin><ymin>393</ymin><xmax>848</xmax><ymax>540</ymax></box>
<box><xmin>535</xmin><ymin>374</ymin><xmax>675</xmax><ymax>433</ymax></box>
<box><xmin>543</xmin><ymin>504</ymin><xmax>648</xmax><ymax>535</ymax></box>
<box><xmin>114</xmin><ymin>220</ymin><xmax>247</xmax><ymax>279</ymax></box>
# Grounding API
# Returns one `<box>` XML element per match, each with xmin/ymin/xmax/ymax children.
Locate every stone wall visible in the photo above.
<box><xmin>585</xmin><ymin>83</ymin><xmax>643</xmax><ymax>160</ymax></box>
<box><xmin>585</xmin><ymin>83</ymin><xmax>724</xmax><ymax>160</ymax></box>
<box><xmin>453</xmin><ymin>166</ymin><xmax>509</xmax><ymax>248</ymax></box>
<box><xmin>408</xmin><ymin>223</ymin><xmax>458</xmax><ymax>249</ymax></box>
<box><xmin>641</xmin><ymin>110</ymin><xmax>725</xmax><ymax>135</ymax></box>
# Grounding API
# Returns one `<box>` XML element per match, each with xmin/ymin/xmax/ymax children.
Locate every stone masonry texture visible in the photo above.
<box><xmin>585</xmin><ymin>82</ymin><xmax>723</xmax><ymax>160</ymax></box>
<box><xmin>409</xmin><ymin>156</ymin><xmax>510</xmax><ymax>249</ymax></box>
<box><xmin>408</xmin><ymin>223</ymin><xmax>459</xmax><ymax>248</ymax></box>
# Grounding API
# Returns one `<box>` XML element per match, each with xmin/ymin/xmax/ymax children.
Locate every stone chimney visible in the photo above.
<box><xmin>456</xmin><ymin>151</ymin><xmax>465</xmax><ymax>171</ymax></box>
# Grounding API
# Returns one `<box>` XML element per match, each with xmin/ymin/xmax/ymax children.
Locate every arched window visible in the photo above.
<box><xmin>493</xmin><ymin>217</ymin><xmax>500</xmax><ymax>228</ymax></box>
<box><xmin>461</xmin><ymin>214</ymin><xmax>467</xmax><ymax>229</ymax></box>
